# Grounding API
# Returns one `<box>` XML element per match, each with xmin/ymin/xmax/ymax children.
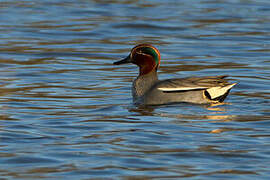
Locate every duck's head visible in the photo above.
<box><xmin>114</xmin><ymin>44</ymin><xmax>161</xmax><ymax>75</ymax></box>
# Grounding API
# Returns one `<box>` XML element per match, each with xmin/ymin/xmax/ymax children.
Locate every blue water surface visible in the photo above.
<box><xmin>0</xmin><ymin>0</ymin><xmax>269</xmax><ymax>179</ymax></box>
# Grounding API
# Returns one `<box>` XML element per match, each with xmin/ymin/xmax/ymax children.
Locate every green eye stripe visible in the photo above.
<box><xmin>141</xmin><ymin>47</ymin><xmax>159</xmax><ymax>65</ymax></box>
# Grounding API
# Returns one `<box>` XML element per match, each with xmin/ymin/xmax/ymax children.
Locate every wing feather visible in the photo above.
<box><xmin>156</xmin><ymin>76</ymin><xmax>235</xmax><ymax>94</ymax></box>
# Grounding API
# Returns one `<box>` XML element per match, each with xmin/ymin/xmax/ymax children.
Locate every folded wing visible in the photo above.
<box><xmin>157</xmin><ymin>76</ymin><xmax>236</xmax><ymax>101</ymax></box>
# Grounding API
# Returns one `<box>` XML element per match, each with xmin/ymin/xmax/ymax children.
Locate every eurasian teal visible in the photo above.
<box><xmin>114</xmin><ymin>44</ymin><xmax>236</xmax><ymax>105</ymax></box>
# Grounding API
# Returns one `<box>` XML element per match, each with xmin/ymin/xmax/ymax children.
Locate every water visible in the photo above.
<box><xmin>0</xmin><ymin>0</ymin><xmax>269</xmax><ymax>179</ymax></box>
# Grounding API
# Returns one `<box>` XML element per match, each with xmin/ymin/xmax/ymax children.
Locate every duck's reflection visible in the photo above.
<box><xmin>127</xmin><ymin>102</ymin><xmax>237</xmax><ymax>123</ymax></box>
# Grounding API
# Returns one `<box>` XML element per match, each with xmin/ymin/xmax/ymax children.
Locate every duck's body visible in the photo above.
<box><xmin>114</xmin><ymin>44</ymin><xmax>236</xmax><ymax>105</ymax></box>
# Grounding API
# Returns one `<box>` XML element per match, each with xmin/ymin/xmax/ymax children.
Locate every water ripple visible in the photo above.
<box><xmin>0</xmin><ymin>0</ymin><xmax>269</xmax><ymax>179</ymax></box>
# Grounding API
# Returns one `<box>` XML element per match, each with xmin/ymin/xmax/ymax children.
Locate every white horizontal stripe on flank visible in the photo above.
<box><xmin>158</xmin><ymin>87</ymin><xmax>207</xmax><ymax>91</ymax></box>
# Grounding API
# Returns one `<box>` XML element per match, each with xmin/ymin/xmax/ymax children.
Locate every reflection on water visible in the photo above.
<box><xmin>0</xmin><ymin>0</ymin><xmax>270</xmax><ymax>179</ymax></box>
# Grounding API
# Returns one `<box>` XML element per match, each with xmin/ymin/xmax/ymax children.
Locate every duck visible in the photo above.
<box><xmin>114</xmin><ymin>44</ymin><xmax>236</xmax><ymax>105</ymax></box>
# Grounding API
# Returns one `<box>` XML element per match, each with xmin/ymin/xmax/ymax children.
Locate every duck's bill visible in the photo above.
<box><xmin>113</xmin><ymin>55</ymin><xmax>131</xmax><ymax>65</ymax></box>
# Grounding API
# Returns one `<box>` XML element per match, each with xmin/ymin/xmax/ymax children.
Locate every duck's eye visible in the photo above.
<box><xmin>137</xmin><ymin>49</ymin><xmax>144</xmax><ymax>54</ymax></box>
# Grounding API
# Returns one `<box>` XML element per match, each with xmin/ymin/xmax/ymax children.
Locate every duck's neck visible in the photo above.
<box><xmin>139</xmin><ymin>62</ymin><xmax>156</xmax><ymax>76</ymax></box>
<box><xmin>132</xmin><ymin>70</ymin><xmax>158</xmax><ymax>101</ymax></box>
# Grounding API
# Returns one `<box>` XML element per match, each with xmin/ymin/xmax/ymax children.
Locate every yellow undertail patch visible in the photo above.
<box><xmin>206</xmin><ymin>83</ymin><xmax>237</xmax><ymax>99</ymax></box>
